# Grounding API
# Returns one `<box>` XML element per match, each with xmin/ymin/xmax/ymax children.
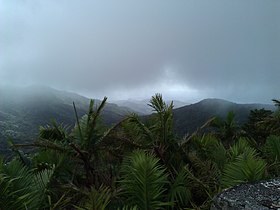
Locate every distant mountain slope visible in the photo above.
<box><xmin>113</xmin><ymin>99</ymin><xmax>189</xmax><ymax>115</ymax></box>
<box><xmin>172</xmin><ymin>98</ymin><xmax>275</xmax><ymax>137</ymax></box>
<box><xmin>0</xmin><ymin>86</ymin><xmax>132</xmax><ymax>155</ymax></box>
<box><xmin>0</xmin><ymin>87</ymin><xmax>276</xmax><ymax>155</ymax></box>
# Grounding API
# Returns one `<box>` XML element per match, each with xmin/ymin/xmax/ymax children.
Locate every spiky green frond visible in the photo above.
<box><xmin>126</xmin><ymin>114</ymin><xmax>154</xmax><ymax>145</ymax></box>
<box><xmin>168</xmin><ymin>168</ymin><xmax>191</xmax><ymax>207</ymax></box>
<box><xmin>272</xmin><ymin>99</ymin><xmax>280</xmax><ymax>108</ymax></box>
<box><xmin>264</xmin><ymin>135</ymin><xmax>280</xmax><ymax>162</ymax></box>
<box><xmin>148</xmin><ymin>94</ymin><xmax>174</xmax><ymax>144</ymax></box>
<box><xmin>75</xmin><ymin>185</ymin><xmax>111</xmax><ymax>210</ymax></box>
<box><xmin>73</xmin><ymin>101</ymin><xmax>85</xmax><ymax>144</ymax></box>
<box><xmin>229</xmin><ymin>137</ymin><xmax>254</xmax><ymax>161</ymax></box>
<box><xmin>210</xmin><ymin>142</ymin><xmax>228</xmax><ymax>170</ymax></box>
<box><xmin>39</xmin><ymin>121</ymin><xmax>69</xmax><ymax>142</ymax></box>
<box><xmin>118</xmin><ymin>206</ymin><xmax>138</xmax><ymax>210</ymax></box>
<box><xmin>119</xmin><ymin>150</ymin><xmax>170</xmax><ymax>210</ymax></box>
<box><xmin>0</xmin><ymin>159</ymin><xmax>54</xmax><ymax>209</ymax></box>
<box><xmin>221</xmin><ymin>149</ymin><xmax>266</xmax><ymax>188</ymax></box>
<box><xmin>263</xmin><ymin>135</ymin><xmax>280</xmax><ymax>176</ymax></box>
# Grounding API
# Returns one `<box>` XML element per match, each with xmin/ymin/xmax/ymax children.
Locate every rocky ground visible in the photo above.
<box><xmin>211</xmin><ymin>179</ymin><xmax>280</xmax><ymax>210</ymax></box>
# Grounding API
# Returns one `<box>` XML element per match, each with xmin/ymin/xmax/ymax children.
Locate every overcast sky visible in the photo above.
<box><xmin>1</xmin><ymin>0</ymin><xmax>279</xmax><ymax>103</ymax></box>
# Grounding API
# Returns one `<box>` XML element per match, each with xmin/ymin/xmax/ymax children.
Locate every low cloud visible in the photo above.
<box><xmin>1</xmin><ymin>0</ymin><xmax>279</xmax><ymax>103</ymax></box>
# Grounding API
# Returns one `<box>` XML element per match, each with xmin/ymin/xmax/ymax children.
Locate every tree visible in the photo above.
<box><xmin>124</xmin><ymin>94</ymin><xmax>189</xmax><ymax>175</ymax></box>
<box><xmin>243</xmin><ymin>109</ymin><xmax>273</xmax><ymax>144</ymax></box>
<box><xmin>210</xmin><ymin>111</ymin><xmax>241</xmax><ymax>146</ymax></box>
<box><xmin>261</xmin><ymin>99</ymin><xmax>280</xmax><ymax>135</ymax></box>
<box><xmin>119</xmin><ymin>150</ymin><xmax>191</xmax><ymax>209</ymax></box>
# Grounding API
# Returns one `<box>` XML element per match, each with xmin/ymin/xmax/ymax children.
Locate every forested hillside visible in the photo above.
<box><xmin>0</xmin><ymin>86</ymin><xmax>275</xmax><ymax>156</ymax></box>
<box><xmin>173</xmin><ymin>98</ymin><xmax>275</xmax><ymax>136</ymax></box>
<box><xmin>113</xmin><ymin>99</ymin><xmax>188</xmax><ymax>115</ymax></box>
<box><xmin>0</xmin><ymin>86</ymin><xmax>133</xmax><ymax>155</ymax></box>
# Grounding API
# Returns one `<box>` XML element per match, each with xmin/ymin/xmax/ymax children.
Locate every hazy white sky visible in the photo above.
<box><xmin>1</xmin><ymin>0</ymin><xmax>279</xmax><ymax>103</ymax></box>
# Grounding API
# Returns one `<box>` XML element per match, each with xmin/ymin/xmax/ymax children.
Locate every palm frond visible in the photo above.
<box><xmin>229</xmin><ymin>137</ymin><xmax>254</xmax><ymax>161</ymax></box>
<box><xmin>119</xmin><ymin>150</ymin><xmax>171</xmax><ymax>210</ymax></box>
<box><xmin>118</xmin><ymin>205</ymin><xmax>138</xmax><ymax>210</ymax></box>
<box><xmin>221</xmin><ymin>149</ymin><xmax>266</xmax><ymax>188</ymax></box>
<box><xmin>87</xmin><ymin>97</ymin><xmax>107</xmax><ymax>143</ymax></box>
<box><xmin>168</xmin><ymin>168</ymin><xmax>191</xmax><ymax>207</ymax></box>
<box><xmin>264</xmin><ymin>135</ymin><xmax>280</xmax><ymax>162</ymax></box>
<box><xmin>0</xmin><ymin>159</ymin><xmax>54</xmax><ymax>209</ymax></box>
<box><xmin>73</xmin><ymin>101</ymin><xmax>85</xmax><ymax>144</ymax></box>
<box><xmin>272</xmin><ymin>99</ymin><xmax>280</xmax><ymax>108</ymax></box>
<box><xmin>148</xmin><ymin>94</ymin><xmax>174</xmax><ymax>144</ymax></box>
<box><xmin>75</xmin><ymin>185</ymin><xmax>111</xmax><ymax>210</ymax></box>
<box><xmin>126</xmin><ymin>114</ymin><xmax>154</xmax><ymax>144</ymax></box>
<box><xmin>39</xmin><ymin>121</ymin><xmax>69</xmax><ymax>142</ymax></box>
<box><xmin>264</xmin><ymin>135</ymin><xmax>280</xmax><ymax>176</ymax></box>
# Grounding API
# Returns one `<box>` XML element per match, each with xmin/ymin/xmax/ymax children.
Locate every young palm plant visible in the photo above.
<box><xmin>119</xmin><ymin>150</ymin><xmax>171</xmax><ymax>210</ymax></box>
<box><xmin>210</xmin><ymin>111</ymin><xmax>241</xmax><ymax>146</ymax></box>
<box><xmin>75</xmin><ymin>185</ymin><xmax>112</xmax><ymax>210</ymax></box>
<box><xmin>221</xmin><ymin>138</ymin><xmax>267</xmax><ymax>188</ymax></box>
<box><xmin>0</xmin><ymin>158</ymin><xmax>54</xmax><ymax>210</ymax></box>
<box><xmin>263</xmin><ymin>135</ymin><xmax>280</xmax><ymax>176</ymax></box>
<box><xmin>120</xmin><ymin>94</ymin><xmax>192</xmax><ymax>209</ymax></box>
<box><xmin>125</xmin><ymin>94</ymin><xmax>189</xmax><ymax>176</ymax></box>
<box><xmin>10</xmin><ymin>97</ymin><xmax>134</xmax><ymax>208</ymax></box>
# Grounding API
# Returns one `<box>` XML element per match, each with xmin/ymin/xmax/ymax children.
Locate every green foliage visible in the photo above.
<box><xmin>228</xmin><ymin>137</ymin><xmax>253</xmax><ymax>160</ymax></box>
<box><xmin>186</xmin><ymin>154</ymin><xmax>221</xmax><ymax>206</ymax></box>
<box><xmin>148</xmin><ymin>93</ymin><xmax>174</xmax><ymax>144</ymax></box>
<box><xmin>265</xmin><ymin>135</ymin><xmax>280</xmax><ymax>162</ymax></box>
<box><xmin>124</xmin><ymin>114</ymin><xmax>154</xmax><ymax>146</ymax></box>
<box><xmin>168</xmin><ymin>168</ymin><xmax>191</xmax><ymax>207</ymax></box>
<box><xmin>72</xmin><ymin>98</ymin><xmax>107</xmax><ymax>151</ymax></box>
<box><xmin>119</xmin><ymin>150</ymin><xmax>170</xmax><ymax>210</ymax></box>
<box><xmin>190</xmin><ymin>134</ymin><xmax>227</xmax><ymax>170</ymax></box>
<box><xmin>272</xmin><ymin>99</ymin><xmax>280</xmax><ymax>109</ymax></box>
<box><xmin>259</xmin><ymin>99</ymin><xmax>280</xmax><ymax>136</ymax></box>
<box><xmin>211</xmin><ymin>111</ymin><xmax>241</xmax><ymax>145</ymax></box>
<box><xmin>75</xmin><ymin>185</ymin><xmax>112</xmax><ymax>210</ymax></box>
<box><xmin>263</xmin><ymin>135</ymin><xmax>280</xmax><ymax>176</ymax></box>
<box><xmin>192</xmin><ymin>135</ymin><xmax>220</xmax><ymax>157</ymax></box>
<box><xmin>126</xmin><ymin>94</ymin><xmax>188</xmax><ymax>177</ymax></box>
<box><xmin>39</xmin><ymin>121</ymin><xmax>69</xmax><ymax>142</ymax></box>
<box><xmin>5</xmin><ymin>94</ymin><xmax>280</xmax><ymax>209</ymax></box>
<box><xmin>210</xmin><ymin>142</ymin><xmax>228</xmax><ymax>170</ymax></box>
<box><xmin>0</xmin><ymin>159</ymin><xmax>54</xmax><ymax>209</ymax></box>
<box><xmin>119</xmin><ymin>206</ymin><xmax>138</xmax><ymax>210</ymax></box>
<box><xmin>221</xmin><ymin>148</ymin><xmax>266</xmax><ymax>188</ymax></box>
<box><xmin>243</xmin><ymin>108</ymin><xmax>273</xmax><ymax>144</ymax></box>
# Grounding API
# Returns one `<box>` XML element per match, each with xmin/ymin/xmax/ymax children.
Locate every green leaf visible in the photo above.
<box><xmin>119</xmin><ymin>150</ymin><xmax>171</xmax><ymax>210</ymax></box>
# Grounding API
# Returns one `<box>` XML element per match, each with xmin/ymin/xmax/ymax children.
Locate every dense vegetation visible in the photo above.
<box><xmin>1</xmin><ymin>94</ymin><xmax>280</xmax><ymax>209</ymax></box>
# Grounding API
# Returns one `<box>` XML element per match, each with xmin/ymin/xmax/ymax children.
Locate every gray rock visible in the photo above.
<box><xmin>211</xmin><ymin>179</ymin><xmax>280</xmax><ymax>210</ymax></box>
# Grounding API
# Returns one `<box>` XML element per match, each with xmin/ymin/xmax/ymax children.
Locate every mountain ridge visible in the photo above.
<box><xmin>0</xmin><ymin>86</ymin><xmax>133</xmax><ymax>155</ymax></box>
<box><xmin>113</xmin><ymin>99</ymin><xmax>189</xmax><ymax>115</ymax></box>
<box><xmin>0</xmin><ymin>86</ymin><xmax>276</xmax><ymax>155</ymax></box>
<box><xmin>172</xmin><ymin>98</ymin><xmax>275</xmax><ymax>136</ymax></box>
